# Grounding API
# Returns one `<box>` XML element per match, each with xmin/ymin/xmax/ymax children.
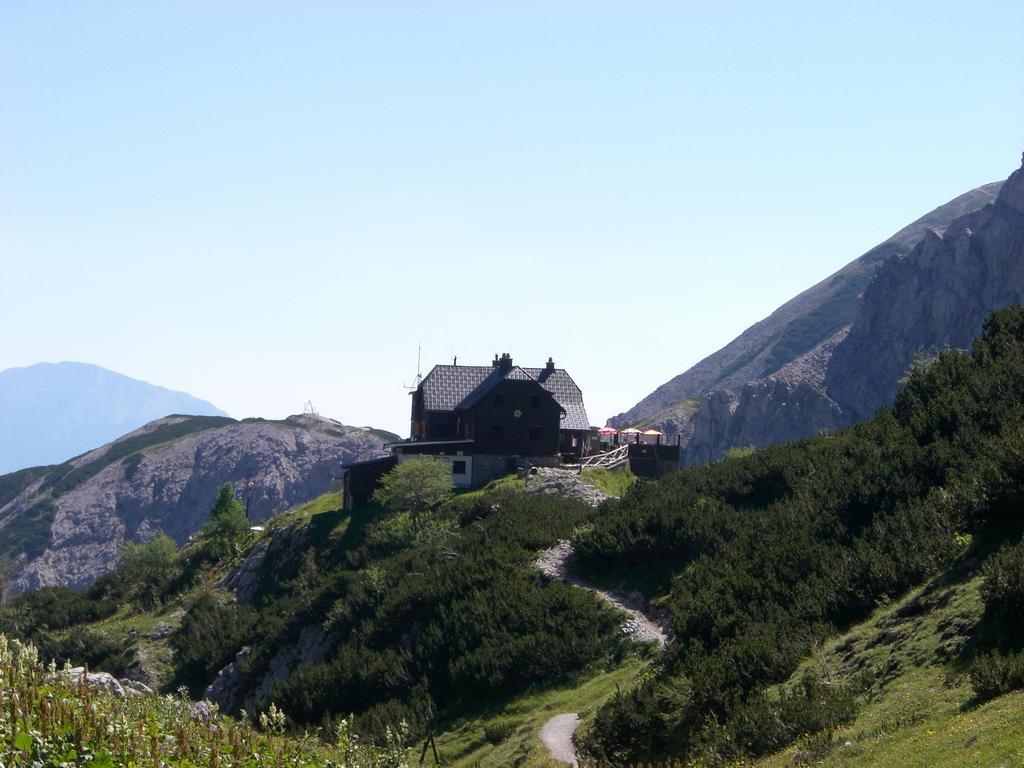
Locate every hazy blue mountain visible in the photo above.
<box><xmin>0</xmin><ymin>362</ymin><xmax>228</xmax><ymax>474</ymax></box>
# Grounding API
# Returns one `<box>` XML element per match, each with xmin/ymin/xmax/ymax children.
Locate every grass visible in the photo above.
<box><xmin>453</xmin><ymin>474</ymin><xmax>526</xmax><ymax>503</ymax></box>
<box><xmin>82</xmin><ymin>601</ymin><xmax>188</xmax><ymax>688</ymax></box>
<box><xmin>0</xmin><ymin>634</ymin><xmax>408</xmax><ymax>768</ymax></box>
<box><xmin>755</xmin><ymin>566</ymin><xmax>1024</xmax><ymax>767</ymax></box>
<box><xmin>268</xmin><ymin>491</ymin><xmax>345</xmax><ymax>529</ymax></box>
<box><xmin>431</xmin><ymin>657</ymin><xmax>647</xmax><ymax>768</ymax></box>
<box><xmin>579</xmin><ymin>467</ymin><xmax>635</xmax><ymax>498</ymax></box>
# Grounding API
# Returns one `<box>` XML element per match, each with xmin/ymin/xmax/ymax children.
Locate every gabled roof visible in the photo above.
<box><xmin>457</xmin><ymin>366</ymin><xmax>544</xmax><ymax>412</ymax></box>
<box><xmin>521</xmin><ymin>368</ymin><xmax>590</xmax><ymax>431</ymax></box>
<box><xmin>418</xmin><ymin>361</ymin><xmax>591</xmax><ymax>431</ymax></box>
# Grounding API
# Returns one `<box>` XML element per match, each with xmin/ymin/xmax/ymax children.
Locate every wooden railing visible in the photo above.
<box><xmin>568</xmin><ymin>443</ymin><xmax>630</xmax><ymax>472</ymax></box>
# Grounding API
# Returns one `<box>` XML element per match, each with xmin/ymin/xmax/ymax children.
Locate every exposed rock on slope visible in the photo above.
<box><xmin>0</xmin><ymin>413</ymin><xmax>392</xmax><ymax>593</ymax></box>
<box><xmin>611</xmin><ymin>181</ymin><xmax>1002</xmax><ymax>432</ymax></box>
<box><xmin>0</xmin><ymin>361</ymin><xmax>227</xmax><ymax>475</ymax></box>
<box><xmin>825</xmin><ymin>160</ymin><xmax>1024</xmax><ymax>422</ymax></box>
<box><xmin>615</xmin><ymin>159</ymin><xmax>1024</xmax><ymax>466</ymax></box>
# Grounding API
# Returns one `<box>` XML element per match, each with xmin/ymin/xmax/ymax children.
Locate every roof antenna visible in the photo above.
<box><xmin>403</xmin><ymin>342</ymin><xmax>423</xmax><ymax>392</ymax></box>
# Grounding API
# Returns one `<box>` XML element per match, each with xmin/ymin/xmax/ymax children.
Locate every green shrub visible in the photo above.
<box><xmin>980</xmin><ymin>541</ymin><xmax>1024</xmax><ymax>635</ymax></box>
<box><xmin>484</xmin><ymin>721</ymin><xmax>514</xmax><ymax>744</ymax></box>
<box><xmin>970</xmin><ymin>649</ymin><xmax>1024</xmax><ymax>701</ymax></box>
<box><xmin>201</xmin><ymin>484</ymin><xmax>251</xmax><ymax>562</ymax></box>
<box><xmin>170</xmin><ymin>590</ymin><xmax>256</xmax><ymax>696</ymax></box>
<box><xmin>119</xmin><ymin>533</ymin><xmax>179</xmax><ymax>608</ymax></box>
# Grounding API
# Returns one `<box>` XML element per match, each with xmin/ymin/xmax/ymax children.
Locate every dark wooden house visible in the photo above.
<box><xmin>392</xmin><ymin>353</ymin><xmax>591</xmax><ymax>487</ymax></box>
<box><xmin>340</xmin><ymin>353</ymin><xmax>592</xmax><ymax>502</ymax></box>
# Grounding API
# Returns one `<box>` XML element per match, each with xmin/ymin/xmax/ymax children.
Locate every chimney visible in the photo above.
<box><xmin>498</xmin><ymin>352</ymin><xmax>513</xmax><ymax>371</ymax></box>
<box><xmin>492</xmin><ymin>354</ymin><xmax>500</xmax><ymax>368</ymax></box>
<box><xmin>545</xmin><ymin>357</ymin><xmax>556</xmax><ymax>372</ymax></box>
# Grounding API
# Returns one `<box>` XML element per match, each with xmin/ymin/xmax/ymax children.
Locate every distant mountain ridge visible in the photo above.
<box><xmin>0</xmin><ymin>362</ymin><xmax>228</xmax><ymax>475</ymax></box>
<box><xmin>611</xmin><ymin>156</ymin><xmax>1024</xmax><ymax>466</ymax></box>
<box><xmin>0</xmin><ymin>413</ymin><xmax>395</xmax><ymax>593</ymax></box>
<box><xmin>611</xmin><ymin>180</ymin><xmax>1004</xmax><ymax>434</ymax></box>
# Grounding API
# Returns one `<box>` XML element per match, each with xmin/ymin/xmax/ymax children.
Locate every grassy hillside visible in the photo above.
<box><xmin>574</xmin><ymin>305</ymin><xmax>1024</xmax><ymax>764</ymax></box>
<box><xmin>6</xmin><ymin>307</ymin><xmax>1024</xmax><ymax>766</ymax></box>
<box><xmin>0</xmin><ymin>475</ymin><xmax>637</xmax><ymax>758</ymax></box>
<box><xmin>435</xmin><ymin>659</ymin><xmax>646</xmax><ymax>767</ymax></box>
<box><xmin>754</xmin><ymin>564</ymin><xmax>1024</xmax><ymax>767</ymax></box>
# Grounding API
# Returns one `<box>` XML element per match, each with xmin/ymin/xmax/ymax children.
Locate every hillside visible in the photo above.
<box><xmin>4</xmin><ymin>308</ymin><xmax>1024</xmax><ymax>766</ymax></box>
<box><xmin>0</xmin><ymin>469</ymin><xmax>648</xmax><ymax>761</ymax></box>
<box><xmin>754</xmin><ymin>566</ymin><xmax>1024</xmax><ymax>767</ymax></box>
<box><xmin>0</xmin><ymin>413</ymin><xmax>395</xmax><ymax>593</ymax></box>
<box><xmin>0</xmin><ymin>361</ymin><xmax>229</xmax><ymax>475</ymax></box>
<box><xmin>571</xmin><ymin>305</ymin><xmax>1024</xmax><ymax>763</ymax></box>
<box><xmin>609</xmin><ymin>167</ymin><xmax>1017</xmax><ymax>466</ymax></box>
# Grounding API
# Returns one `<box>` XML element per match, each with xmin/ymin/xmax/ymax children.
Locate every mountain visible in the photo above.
<box><xmin>611</xmin><ymin>158</ymin><xmax>1024</xmax><ymax>466</ymax></box>
<box><xmin>0</xmin><ymin>362</ymin><xmax>228</xmax><ymax>475</ymax></box>
<box><xmin>0</xmin><ymin>413</ymin><xmax>395</xmax><ymax>593</ymax></box>
<box><xmin>6</xmin><ymin>306</ymin><xmax>1024</xmax><ymax>767</ymax></box>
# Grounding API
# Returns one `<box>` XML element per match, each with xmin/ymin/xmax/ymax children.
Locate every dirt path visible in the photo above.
<box><xmin>539</xmin><ymin>712</ymin><xmax>580</xmax><ymax>766</ymax></box>
<box><xmin>534</xmin><ymin>540</ymin><xmax>670</xmax><ymax>646</ymax></box>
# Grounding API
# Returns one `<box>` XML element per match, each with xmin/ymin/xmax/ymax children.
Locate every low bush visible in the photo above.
<box><xmin>979</xmin><ymin>540</ymin><xmax>1024</xmax><ymax>636</ymax></box>
<box><xmin>170</xmin><ymin>590</ymin><xmax>256</xmax><ymax>697</ymax></box>
<box><xmin>970</xmin><ymin>649</ymin><xmax>1024</xmax><ymax>701</ymax></box>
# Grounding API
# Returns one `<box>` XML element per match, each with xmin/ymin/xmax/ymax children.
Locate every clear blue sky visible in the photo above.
<box><xmin>2</xmin><ymin>2</ymin><xmax>1022</xmax><ymax>436</ymax></box>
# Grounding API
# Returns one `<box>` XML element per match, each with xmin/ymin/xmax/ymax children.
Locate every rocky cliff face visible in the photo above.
<box><xmin>0</xmin><ymin>413</ymin><xmax>391</xmax><ymax>593</ymax></box>
<box><xmin>615</xmin><ymin>155</ymin><xmax>1024</xmax><ymax>467</ymax></box>
<box><xmin>682</xmin><ymin>330</ymin><xmax>848</xmax><ymax>466</ymax></box>
<box><xmin>611</xmin><ymin>181</ymin><xmax>1003</xmax><ymax>431</ymax></box>
<box><xmin>825</xmin><ymin>158</ymin><xmax>1024</xmax><ymax>423</ymax></box>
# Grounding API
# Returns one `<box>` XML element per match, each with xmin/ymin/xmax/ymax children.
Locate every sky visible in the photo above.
<box><xmin>1</xmin><ymin>2</ymin><xmax>1022</xmax><ymax>437</ymax></box>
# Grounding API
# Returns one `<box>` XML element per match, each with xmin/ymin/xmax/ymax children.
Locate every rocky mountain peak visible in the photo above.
<box><xmin>615</xmin><ymin>154</ymin><xmax>1024</xmax><ymax>467</ymax></box>
<box><xmin>996</xmin><ymin>152</ymin><xmax>1024</xmax><ymax>215</ymax></box>
<box><xmin>0</xmin><ymin>414</ymin><xmax>392</xmax><ymax>593</ymax></box>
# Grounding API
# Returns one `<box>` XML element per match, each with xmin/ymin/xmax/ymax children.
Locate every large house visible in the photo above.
<box><xmin>340</xmin><ymin>354</ymin><xmax>592</xmax><ymax>505</ymax></box>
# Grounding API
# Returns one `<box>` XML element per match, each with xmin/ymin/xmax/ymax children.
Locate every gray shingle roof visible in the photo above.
<box><xmin>418</xmin><ymin>362</ymin><xmax>591</xmax><ymax>431</ymax></box>
<box><xmin>522</xmin><ymin>368</ymin><xmax>590</xmax><ymax>431</ymax></box>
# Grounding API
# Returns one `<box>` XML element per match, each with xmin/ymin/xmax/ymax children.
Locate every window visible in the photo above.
<box><xmin>489</xmin><ymin>424</ymin><xmax>505</xmax><ymax>441</ymax></box>
<box><xmin>529</xmin><ymin>426</ymin><xmax>545</xmax><ymax>441</ymax></box>
<box><xmin>452</xmin><ymin>460</ymin><xmax>467</xmax><ymax>475</ymax></box>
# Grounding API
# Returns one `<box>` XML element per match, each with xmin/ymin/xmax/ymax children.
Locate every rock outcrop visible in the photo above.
<box><xmin>611</xmin><ymin>181</ymin><xmax>1003</xmax><ymax>433</ymax></box>
<box><xmin>825</xmin><ymin>158</ymin><xmax>1024</xmax><ymax>423</ymax></box>
<box><xmin>525</xmin><ymin>467</ymin><xmax>614</xmax><ymax>507</ymax></box>
<box><xmin>0</xmin><ymin>413</ymin><xmax>392</xmax><ymax>593</ymax></box>
<box><xmin>614</xmin><ymin>156</ymin><xmax>1024</xmax><ymax>466</ymax></box>
<box><xmin>219</xmin><ymin>521</ymin><xmax>311</xmax><ymax>603</ymax></box>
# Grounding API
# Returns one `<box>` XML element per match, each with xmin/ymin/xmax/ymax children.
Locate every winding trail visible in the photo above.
<box><xmin>534</xmin><ymin>540</ymin><xmax>671</xmax><ymax>646</ymax></box>
<box><xmin>539</xmin><ymin>713</ymin><xmax>580</xmax><ymax>766</ymax></box>
<box><xmin>533</xmin><ymin>540</ymin><xmax>671</xmax><ymax>765</ymax></box>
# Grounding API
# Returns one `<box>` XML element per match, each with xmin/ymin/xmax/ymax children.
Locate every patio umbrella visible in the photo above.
<box><xmin>598</xmin><ymin>427</ymin><xmax>618</xmax><ymax>435</ymax></box>
<box><xmin>620</xmin><ymin>427</ymin><xmax>642</xmax><ymax>434</ymax></box>
<box><xmin>642</xmin><ymin>429</ymin><xmax>664</xmax><ymax>436</ymax></box>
